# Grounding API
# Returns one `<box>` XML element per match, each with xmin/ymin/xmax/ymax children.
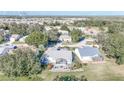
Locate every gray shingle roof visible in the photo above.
<box><xmin>46</xmin><ymin>48</ymin><xmax>72</xmax><ymax>63</ymax></box>
<box><xmin>78</xmin><ymin>46</ymin><xmax>100</xmax><ymax>57</ymax></box>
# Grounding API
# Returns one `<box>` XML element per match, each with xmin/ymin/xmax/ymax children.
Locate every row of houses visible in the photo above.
<box><xmin>39</xmin><ymin>27</ymin><xmax>104</xmax><ymax>71</ymax></box>
<box><xmin>1</xmin><ymin>32</ymin><xmax>28</xmax><ymax>43</ymax></box>
<box><xmin>41</xmin><ymin>33</ymin><xmax>103</xmax><ymax>71</ymax></box>
<box><xmin>41</xmin><ymin>46</ymin><xmax>103</xmax><ymax>71</ymax></box>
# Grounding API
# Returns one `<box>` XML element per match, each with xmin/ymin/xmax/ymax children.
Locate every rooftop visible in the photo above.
<box><xmin>46</xmin><ymin>48</ymin><xmax>72</xmax><ymax>62</ymax></box>
<box><xmin>77</xmin><ymin>46</ymin><xmax>100</xmax><ymax>57</ymax></box>
<box><xmin>59</xmin><ymin>34</ymin><xmax>71</xmax><ymax>39</ymax></box>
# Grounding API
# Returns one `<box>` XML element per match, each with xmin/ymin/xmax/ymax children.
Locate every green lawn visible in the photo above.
<box><xmin>40</xmin><ymin>59</ymin><xmax>124</xmax><ymax>81</ymax></box>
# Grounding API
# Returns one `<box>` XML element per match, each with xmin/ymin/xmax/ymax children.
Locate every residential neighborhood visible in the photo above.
<box><xmin>0</xmin><ymin>16</ymin><xmax>124</xmax><ymax>81</ymax></box>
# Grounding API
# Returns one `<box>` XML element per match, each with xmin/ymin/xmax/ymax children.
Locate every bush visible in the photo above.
<box><xmin>53</xmin><ymin>75</ymin><xmax>87</xmax><ymax>81</ymax></box>
<box><xmin>72</xmin><ymin>62</ymin><xmax>82</xmax><ymax>70</ymax></box>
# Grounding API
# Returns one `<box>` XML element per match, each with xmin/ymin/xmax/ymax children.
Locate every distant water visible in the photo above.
<box><xmin>0</xmin><ymin>11</ymin><xmax>124</xmax><ymax>16</ymax></box>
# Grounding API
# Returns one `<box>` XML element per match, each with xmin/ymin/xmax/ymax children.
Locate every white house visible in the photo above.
<box><xmin>10</xmin><ymin>34</ymin><xmax>20</xmax><ymax>43</ymax></box>
<box><xmin>75</xmin><ymin>46</ymin><xmax>103</xmax><ymax>63</ymax></box>
<box><xmin>45</xmin><ymin>48</ymin><xmax>72</xmax><ymax>64</ymax></box>
<box><xmin>58</xmin><ymin>30</ymin><xmax>69</xmax><ymax>35</ymax></box>
<box><xmin>59</xmin><ymin>35</ymin><xmax>72</xmax><ymax>43</ymax></box>
<box><xmin>43</xmin><ymin>48</ymin><xmax>72</xmax><ymax>71</ymax></box>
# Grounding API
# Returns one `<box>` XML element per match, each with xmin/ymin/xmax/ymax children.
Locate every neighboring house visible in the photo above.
<box><xmin>58</xmin><ymin>30</ymin><xmax>71</xmax><ymax>43</ymax></box>
<box><xmin>58</xmin><ymin>30</ymin><xmax>69</xmax><ymax>35</ymax></box>
<box><xmin>82</xmin><ymin>27</ymin><xmax>100</xmax><ymax>36</ymax></box>
<box><xmin>0</xmin><ymin>29</ymin><xmax>10</xmax><ymax>36</ymax></box>
<box><xmin>68</xmin><ymin>26</ymin><xmax>84</xmax><ymax>31</ymax></box>
<box><xmin>44</xmin><ymin>26</ymin><xmax>52</xmax><ymax>31</ymax></box>
<box><xmin>0</xmin><ymin>29</ymin><xmax>10</xmax><ymax>41</ymax></box>
<box><xmin>4</xmin><ymin>34</ymin><xmax>11</xmax><ymax>41</ymax></box>
<box><xmin>75</xmin><ymin>46</ymin><xmax>103</xmax><ymax>63</ymax></box>
<box><xmin>59</xmin><ymin>35</ymin><xmax>72</xmax><ymax>43</ymax></box>
<box><xmin>81</xmin><ymin>38</ymin><xmax>99</xmax><ymax>48</ymax></box>
<box><xmin>0</xmin><ymin>44</ymin><xmax>17</xmax><ymax>56</ymax></box>
<box><xmin>42</xmin><ymin>48</ymin><xmax>72</xmax><ymax>71</ymax></box>
<box><xmin>10</xmin><ymin>34</ymin><xmax>21</xmax><ymax>43</ymax></box>
<box><xmin>0</xmin><ymin>47</ymin><xmax>9</xmax><ymax>56</ymax></box>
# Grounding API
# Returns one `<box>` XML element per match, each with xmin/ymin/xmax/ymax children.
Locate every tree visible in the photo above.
<box><xmin>0</xmin><ymin>48</ymin><xmax>42</xmax><ymax>77</ymax></box>
<box><xmin>108</xmin><ymin>23</ymin><xmax>124</xmax><ymax>33</ymax></box>
<box><xmin>0</xmin><ymin>35</ymin><xmax>4</xmax><ymax>44</ymax></box>
<box><xmin>97</xmin><ymin>32</ymin><xmax>124</xmax><ymax>65</ymax></box>
<box><xmin>9</xmin><ymin>23</ymin><xmax>29</xmax><ymax>35</ymax></box>
<box><xmin>60</xmin><ymin>25</ymin><xmax>70</xmax><ymax>31</ymax></box>
<box><xmin>71</xmin><ymin>29</ymin><xmax>82</xmax><ymax>42</ymax></box>
<box><xmin>25</xmin><ymin>31</ymin><xmax>48</xmax><ymax>47</ymax></box>
<box><xmin>48</xmin><ymin>31</ymin><xmax>59</xmax><ymax>42</ymax></box>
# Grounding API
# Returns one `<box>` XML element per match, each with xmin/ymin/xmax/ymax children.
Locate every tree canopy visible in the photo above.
<box><xmin>70</xmin><ymin>29</ymin><xmax>82</xmax><ymax>42</ymax></box>
<box><xmin>60</xmin><ymin>24</ymin><xmax>70</xmax><ymax>31</ymax></box>
<box><xmin>97</xmin><ymin>32</ymin><xmax>124</xmax><ymax>65</ymax></box>
<box><xmin>0</xmin><ymin>48</ymin><xmax>42</xmax><ymax>77</ymax></box>
<box><xmin>25</xmin><ymin>31</ymin><xmax>48</xmax><ymax>47</ymax></box>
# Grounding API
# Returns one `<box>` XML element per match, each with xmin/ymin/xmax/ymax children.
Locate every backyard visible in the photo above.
<box><xmin>40</xmin><ymin>58</ymin><xmax>124</xmax><ymax>81</ymax></box>
<box><xmin>0</xmin><ymin>58</ymin><xmax>124</xmax><ymax>81</ymax></box>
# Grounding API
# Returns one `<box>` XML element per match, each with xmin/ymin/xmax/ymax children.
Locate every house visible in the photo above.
<box><xmin>58</xmin><ymin>30</ymin><xmax>69</xmax><ymax>35</ymax></box>
<box><xmin>45</xmin><ymin>48</ymin><xmax>72</xmax><ymax>64</ymax></box>
<box><xmin>10</xmin><ymin>34</ymin><xmax>21</xmax><ymax>43</ymax></box>
<box><xmin>44</xmin><ymin>26</ymin><xmax>52</xmax><ymax>31</ymax></box>
<box><xmin>0</xmin><ymin>29</ymin><xmax>10</xmax><ymax>38</ymax></box>
<box><xmin>0</xmin><ymin>29</ymin><xmax>10</xmax><ymax>41</ymax></box>
<box><xmin>81</xmin><ymin>38</ymin><xmax>99</xmax><ymax>48</ymax></box>
<box><xmin>75</xmin><ymin>46</ymin><xmax>103</xmax><ymax>63</ymax></box>
<box><xmin>59</xmin><ymin>35</ymin><xmax>72</xmax><ymax>43</ymax></box>
<box><xmin>42</xmin><ymin>48</ymin><xmax>72</xmax><ymax>71</ymax></box>
<box><xmin>58</xmin><ymin>30</ymin><xmax>71</xmax><ymax>43</ymax></box>
<box><xmin>0</xmin><ymin>44</ymin><xmax>17</xmax><ymax>56</ymax></box>
<box><xmin>82</xmin><ymin>27</ymin><xmax>100</xmax><ymax>36</ymax></box>
<box><xmin>0</xmin><ymin>47</ymin><xmax>9</xmax><ymax>56</ymax></box>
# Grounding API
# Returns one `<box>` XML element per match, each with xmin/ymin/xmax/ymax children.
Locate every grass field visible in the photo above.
<box><xmin>0</xmin><ymin>58</ymin><xmax>124</xmax><ymax>81</ymax></box>
<box><xmin>40</xmin><ymin>58</ymin><xmax>124</xmax><ymax>81</ymax></box>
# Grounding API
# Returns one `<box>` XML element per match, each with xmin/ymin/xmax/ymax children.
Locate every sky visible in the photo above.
<box><xmin>0</xmin><ymin>11</ymin><xmax>124</xmax><ymax>16</ymax></box>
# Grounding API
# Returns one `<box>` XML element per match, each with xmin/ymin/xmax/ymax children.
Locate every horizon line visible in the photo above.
<box><xmin>0</xmin><ymin>11</ymin><xmax>124</xmax><ymax>16</ymax></box>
